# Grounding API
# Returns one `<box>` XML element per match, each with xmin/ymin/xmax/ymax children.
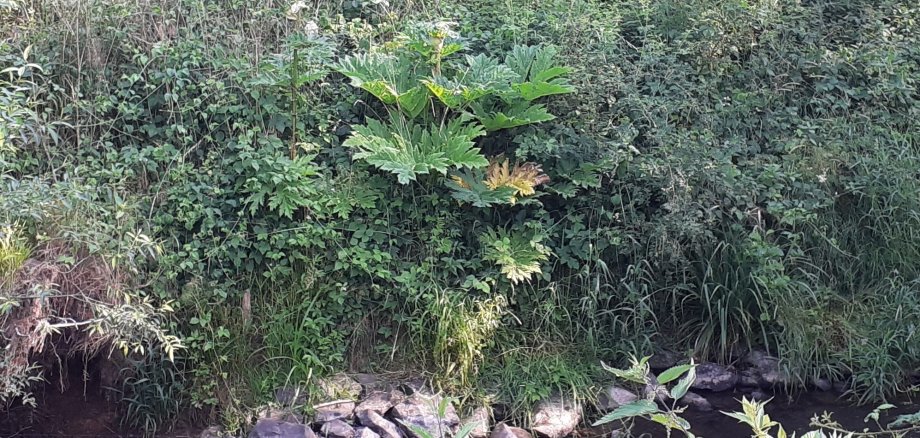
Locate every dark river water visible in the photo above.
<box><xmin>2</xmin><ymin>371</ymin><xmax>918</xmax><ymax>438</ymax></box>
<box><xmin>583</xmin><ymin>390</ymin><xmax>920</xmax><ymax>438</ymax></box>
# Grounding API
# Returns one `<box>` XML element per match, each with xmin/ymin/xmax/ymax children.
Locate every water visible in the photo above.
<box><xmin>584</xmin><ymin>390</ymin><xmax>920</xmax><ymax>438</ymax></box>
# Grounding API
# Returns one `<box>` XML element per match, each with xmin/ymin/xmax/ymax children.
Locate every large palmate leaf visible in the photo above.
<box><xmin>471</xmin><ymin>101</ymin><xmax>556</xmax><ymax>131</ymax></box>
<box><xmin>514</xmin><ymin>81</ymin><xmax>574</xmax><ymax>101</ymax></box>
<box><xmin>334</xmin><ymin>53</ymin><xmax>429</xmax><ymax>118</ymax></box>
<box><xmin>423</xmin><ymin>54</ymin><xmax>516</xmax><ymax>109</ymax></box>
<box><xmin>481</xmin><ymin>228</ymin><xmax>551</xmax><ymax>284</ymax></box>
<box><xmin>504</xmin><ymin>45</ymin><xmax>574</xmax><ymax>101</ymax></box>
<box><xmin>484</xmin><ymin>158</ymin><xmax>549</xmax><ymax>202</ymax></box>
<box><xmin>342</xmin><ymin>114</ymin><xmax>487</xmax><ymax>184</ymax></box>
<box><xmin>447</xmin><ymin>170</ymin><xmax>519</xmax><ymax>207</ymax></box>
<box><xmin>448</xmin><ymin>159</ymin><xmax>549</xmax><ymax>206</ymax></box>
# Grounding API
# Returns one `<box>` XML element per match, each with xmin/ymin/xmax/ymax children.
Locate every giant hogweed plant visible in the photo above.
<box><xmin>335</xmin><ymin>22</ymin><xmax>569</xmax><ymax>283</ymax></box>
<box><xmin>334</xmin><ymin>22</ymin><xmax>571</xmax><ymax>197</ymax></box>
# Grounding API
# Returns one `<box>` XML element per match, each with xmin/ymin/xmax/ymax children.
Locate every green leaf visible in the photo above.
<box><xmin>657</xmin><ymin>364</ymin><xmax>692</xmax><ymax>385</ymax></box>
<box><xmin>335</xmin><ymin>53</ymin><xmax>422</xmax><ymax>107</ymax></box>
<box><xmin>471</xmin><ymin>101</ymin><xmax>555</xmax><ymax>131</ymax></box>
<box><xmin>602</xmin><ymin>356</ymin><xmax>651</xmax><ymax>384</ymax></box>
<box><xmin>532</xmin><ymin>66</ymin><xmax>571</xmax><ymax>82</ymax></box>
<box><xmin>343</xmin><ymin>115</ymin><xmax>487</xmax><ymax>184</ymax></box>
<box><xmin>447</xmin><ymin>171</ymin><xmax>518</xmax><ymax>207</ymax></box>
<box><xmin>670</xmin><ymin>360</ymin><xmax>696</xmax><ymax>400</ymax></box>
<box><xmin>362</xmin><ymin>80</ymin><xmax>400</xmax><ymax>104</ymax></box>
<box><xmin>514</xmin><ymin>81</ymin><xmax>574</xmax><ymax>101</ymax></box>
<box><xmin>650</xmin><ymin>413</ymin><xmax>692</xmax><ymax>433</ymax></box>
<box><xmin>396</xmin><ymin>86</ymin><xmax>430</xmax><ymax>119</ymax></box>
<box><xmin>592</xmin><ymin>399</ymin><xmax>660</xmax><ymax>426</ymax></box>
<box><xmin>423</xmin><ymin>54</ymin><xmax>516</xmax><ymax>109</ymax></box>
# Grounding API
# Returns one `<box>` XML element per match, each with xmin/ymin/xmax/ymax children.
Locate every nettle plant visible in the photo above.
<box><xmin>335</xmin><ymin>21</ymin><xmax>572</xmax><ymax>201</ymax></box>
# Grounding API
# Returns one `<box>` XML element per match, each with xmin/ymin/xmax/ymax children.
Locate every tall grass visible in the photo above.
<box><xmin>0</xmin><ymin>224</ymin><xmax>30</xmax><ymax>287</ymax></box>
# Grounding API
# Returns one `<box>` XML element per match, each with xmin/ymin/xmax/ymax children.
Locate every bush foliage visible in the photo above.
<box><xmin>2</xmin><ymin>0</ymin><xmax>919</xmax><ymax>431</ymax></box>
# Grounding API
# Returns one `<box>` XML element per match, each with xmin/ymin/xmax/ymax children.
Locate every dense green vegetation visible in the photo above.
<box><xmin>2</xmin><ymin>0</ymin><xmax>919</xmax><ymax>433</ymax></box>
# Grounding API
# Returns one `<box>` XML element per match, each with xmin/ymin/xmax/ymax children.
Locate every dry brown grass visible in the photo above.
<box><xmin>1</xmin><ymin>242</ymin><xmax>124</xmax><ymax>390</ymax></box>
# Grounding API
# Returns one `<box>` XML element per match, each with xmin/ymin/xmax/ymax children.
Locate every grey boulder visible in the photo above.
<box><xmin>648</xmin><ymin>351</ymin><xmax>685</xmax><ymax>370</ymax></box>
<box><xmin>275</xmin><ymin>385</ymin><xmax>308</xmax><ymax>407</ymax></box>
<box><xmin>321</xmin><ymin>420</ymin><xmax>356</xmax><ymax>438</ymax></box>
<box><xmin>389</xmin><ymin>393</ymin><xmax>460</xmax><ymax>438</ymax></box>
<box><xmin>490</xmin><ymin>423</ymin><xmax>532</xmax><ymax>438</ymax></box>
<box><xmin>743</xmin><ymin>350</ymin><xmax>787</xmax><ymax>387</ymax></box>
<box><xmin>319</xmin><ymin>373</ymin><xmax>363</xmax><ymax>400</ymax></box>
<box><xmin>460</xmin><ymin>406</ymin><xmax>491</xmax><ymax>438</ymax></box>
<box><xmin>356</xmin><ymin>389</ymin><xmax>406</xmax><ymax>416</ymax></box>
<box><xmin>249</xmin><ymin>419</ymin><xmax>316</xmax><ymax>438</ymax></box>
<box><xmin>354</xmin><ymin>428</ymin><xmax>381</xmax><ymax>438</ymax></box>
<box><xmin>315</xmin><ymin>400</ymin><xmax>356</xmax><ymax>423</ymax></box>
<box><xmin>356</xmin><ymin>410</ymin><xmax>403</xmax><ymax>438</ymax></box>
<box><xmin>598</xmin><ymin>386</ymin><xmax>638</xmax><ymax>411</ymax></box>
<box><xmin>691</xmin><ymin>363</ymin><xmax>739</xmax><ymax>392</ymax></box>
<box><xmin>530</xmin><ymin>395</ymin><xmax>581</xmax><ymax>438</ymax></box>
<box><xmin>679</xmin><ymin>391</ymin><xmax>713</xmax><ymax>411</ymax></box>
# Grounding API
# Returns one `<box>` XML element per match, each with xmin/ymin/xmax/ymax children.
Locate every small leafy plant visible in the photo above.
<box><xmin>593</xmin><ymin>356</ymin><xmax>698</xmax><ymax>437</ymax></box>
<box><xmin>399</xmin><ymin>395</ymin><xmax>481</xmax><ymax>438</ymax></box>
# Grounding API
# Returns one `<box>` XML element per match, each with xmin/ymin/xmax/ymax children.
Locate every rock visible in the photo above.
<box><xmin>812</xmin><ymin>377</ymin><xmax>832</xmax><ymax>392</ymax></box>
<box><xmin>315</xmin><ymin>400</ymin><xmax>356</xmax><ymax>423</ymax></box>
<box><xmin>743</xmin><ymin>350</ymin><xmax>787</xmax><ymax>387</ymax></box>
<box><xmin>249</xmin><ymin>418</ymin><xmax>316</xmax><ymax>438</ymax></box>
<box><xmin>739</xmin><ymin>368</ymin><xmax>761</xmax><ymax>388</ymax></box>
<box><xmin>201</xmin><ymin>426</ymin><xmax>231</xmax><ymax>438</ymax></box>
<box><xmin>275</xmin><ymin>385</ymin><xmax>308</xmax><ymax>407</ymax></box>
<box><xmin>679</xmin><ymin>392</ymin><xmax>713</xmax><ymax>411</ymax></box>
<box><xmin>321</xmin><ymin>420</ymin><xmax>356</xmax><ymax>438</ymax></box>
<box><xmin>649</xmin><ymin>351</ymin><xmax>685</xmax><ymax>370</ymax></box>
<box><xmin>256</xmin><ymin>406</ymin><xmax>304</xmax><ymax>423</ymax></box>
<box><xmin>691</xmin><ymin>363</ymin><xmax>739</xmax><ymax>392</ymax></box>
<box><xmin>397</xmin><ymin>376</ymin><xmax>429</xmax><ymax>396</ymax></box>
<box><xmin>491</xmin><ymin>423</ymin><xmax>531</xmax><ymax>438</ymax></box>
<box><xmin>319</xmin><ymin>373</ymin><xmax>363</xmax><ymax>401</ymax></box>
<box><xmin>460</xmin><ymin>406</ymin><xmax>490</xmax><ymax>438</ymax></box>
<box><xmin>354</xmin><ymin>374</ymin><xmax>392</xmax><ymax>393</ymax></box>
<box><xmin>531</xmin><ymin>395</ymin><xmax>581</xmax><ymax>438</ymax></box>
<box><xmin>389</xmin><ymin>393</ymin><xmax>460</xmax><ymax>438</ymax></box>
<box><xmin>749</xmin><ymin>389</ymin><xmax>768</xmax><ymax>401</ymax></box>
<box><xmin>354</xmin><ymin>427</ymin><xmax>381</xmax><ymax>438</ymax></box>
<box><xmin>356</xmin><ymin>410</ymin><xmax>402</xmax><ymax>438</ymax></box>
<box><xmin>598</xmin><ymin>386</ymin><xmax>638</xmax><ymax>411</ymax></box>
<box><xmin>356</xmin><ymin>389</ymin><xmax>406</xmax><ymax>416</ymax></box>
